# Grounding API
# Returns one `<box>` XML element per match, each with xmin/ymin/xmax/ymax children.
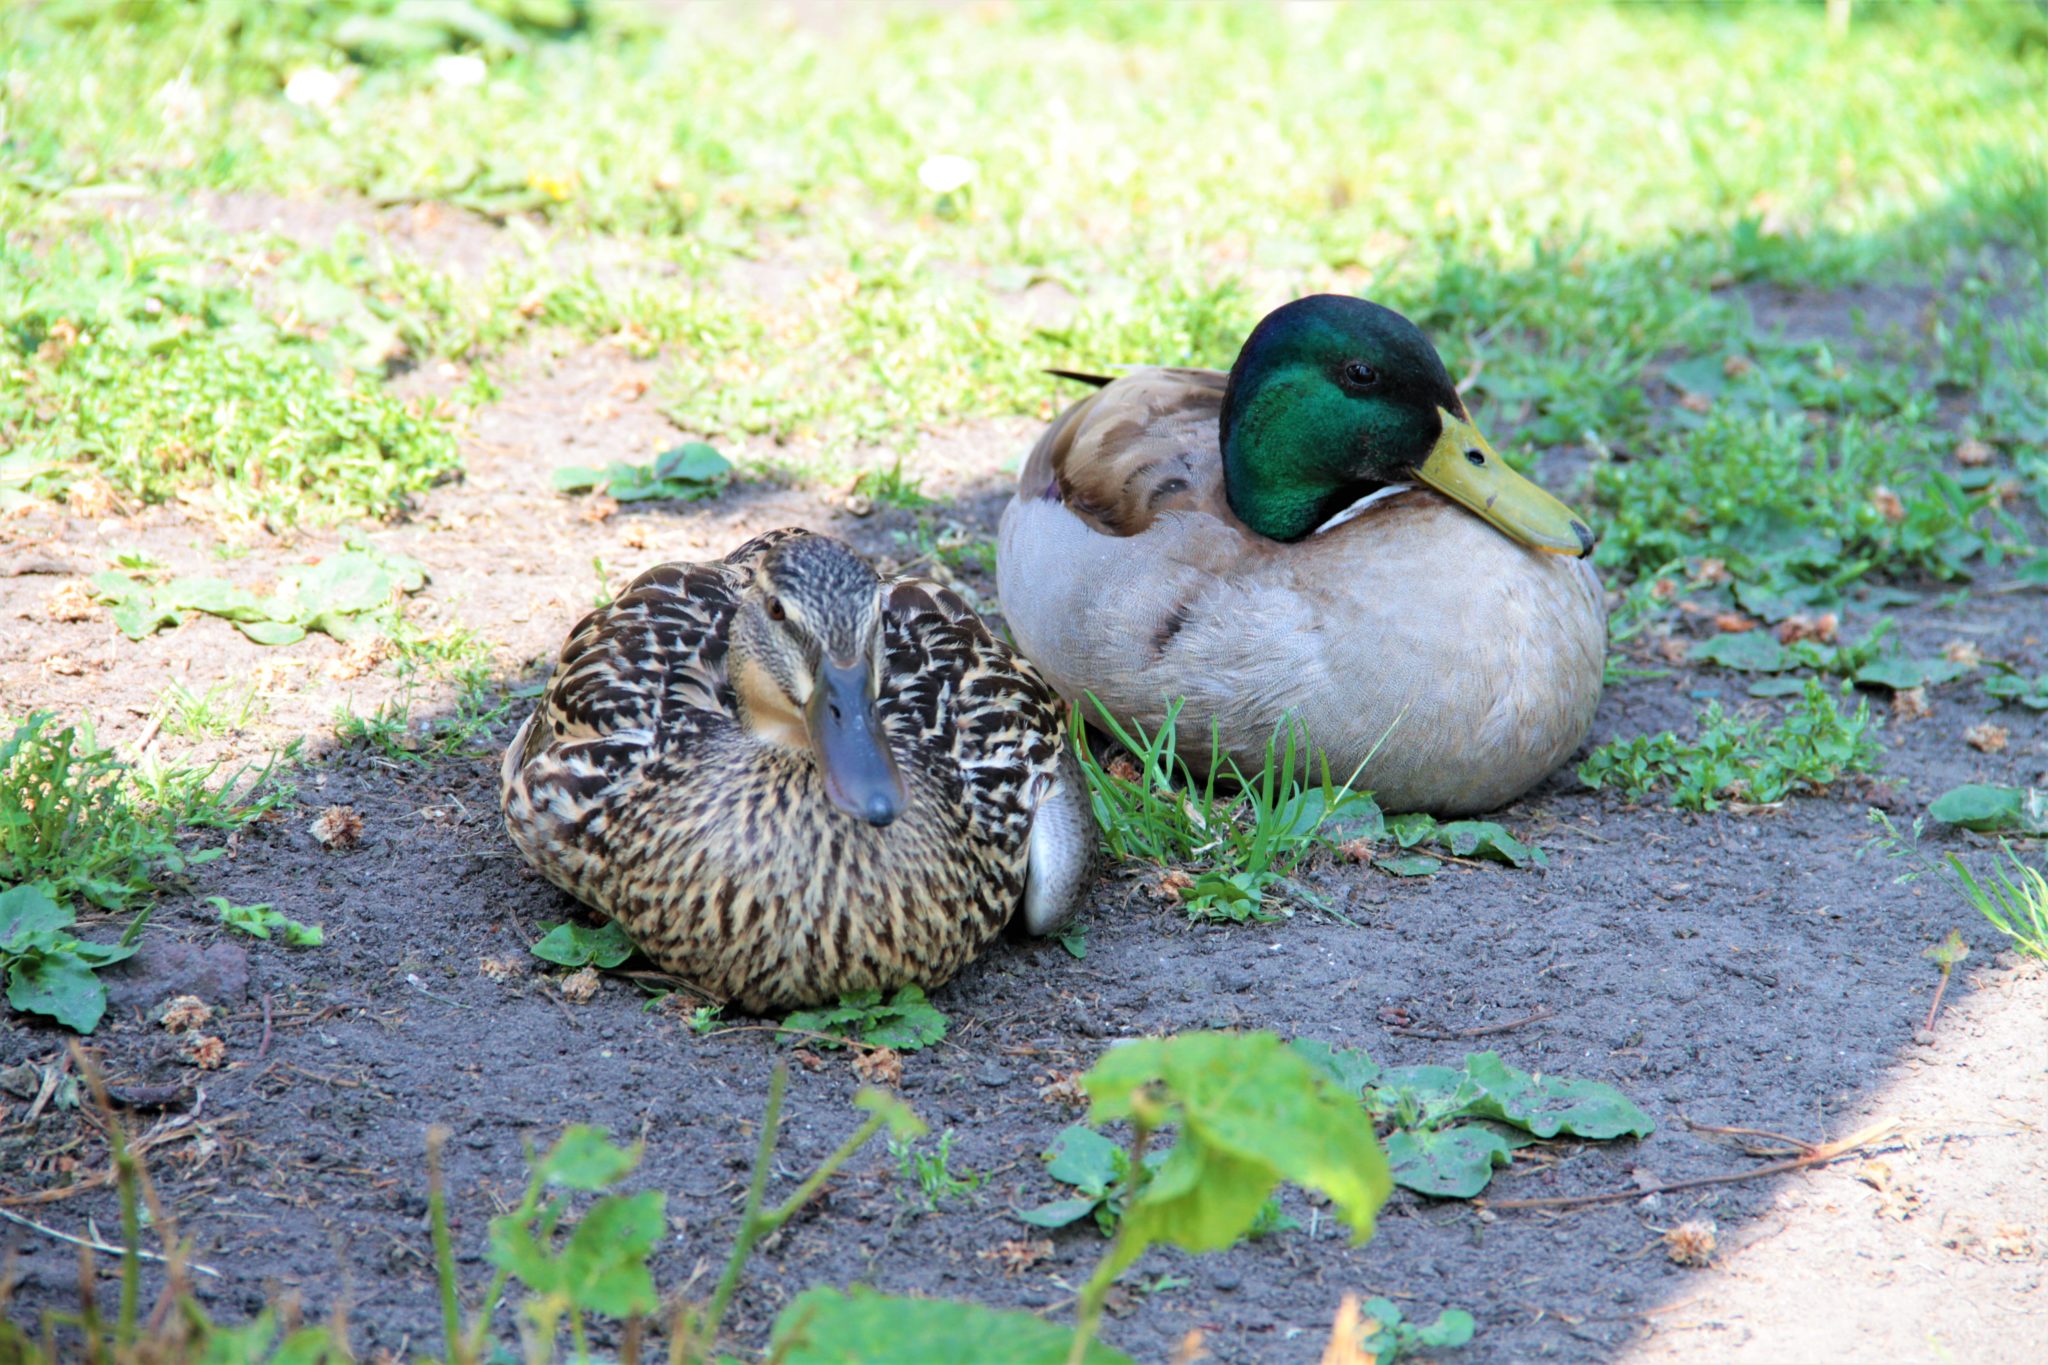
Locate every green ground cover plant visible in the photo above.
<box><xmin>1579</xmin><ymin>680</ymin><xmax>1881</xmax><ymax>811</ymax></box>
<box><xmin>0</xmin><ymin>234</ymin><xmax>458</xmax><ymax>525</ymax></box>
<box><xmin>1030</xmin><ymin>1042</ymin><xmax>1652</xmax><ymax>1211</ymax></box>
<box><xmin>0</xmin><ymin>883</ymin><xmax>144</xmax><ymax>1032</ymax></box>
<box><xmin>552</xmin><ymin>441</ymin><xmax>732</xmax><ymax>502</ymax></box>
<box><xmin>94</xmin><ymin>540</ymin><xmax>428</xmax><ymax>644</ymax></box>
<box><xmin>528</xmin><ymin>919</ymin><xmax>636</xmax><ymax>970</ymax></box>
<box><xmin>777</xmin><ymin>985</ymin><xmax>949</xmax><ymax>1051</ymax></box>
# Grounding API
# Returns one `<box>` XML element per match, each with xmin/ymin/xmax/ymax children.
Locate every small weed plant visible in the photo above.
<box><xmin>1870</xmin><ymin>811</ymin><xmax>2048</xmax><ymax>961</ymax></box>
<box><xmin>1075</xmin><ymin>698</ymin><xmax>1377</xmax><ymax>921</ymax></box>
<box><xmin>891</xmin><ymin>1128</ymin><xmax>986</xmax><ymax>1211</ymax></box>
<box><xmin>1580</xmin><ymin>680</ymin><xmax>1880</xmax><ymax>810</ymax></box>
<box><xmin>0</xmin><ymin>712</ymin><xmax>288</xmax><ymax>914</ymax></box>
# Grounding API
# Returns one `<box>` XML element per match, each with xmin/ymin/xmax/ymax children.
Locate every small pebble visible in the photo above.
<box><xmin>1913</xmin><ymin>1029</ymin><xmax>1937</xmax><ymax>1045</ymax></box>
<box><xmin>1210</xmin><ymin>1268</ymin><xmax>1241</xmax><ymax>1292</ymax></box>
<box><xmin>976</xmin><ymin>1063</ymin><xmax>1013</xmax><ymax>1088</ymax></box>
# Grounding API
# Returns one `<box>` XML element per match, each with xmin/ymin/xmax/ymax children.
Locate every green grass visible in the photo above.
<box><xmin>1075</xmin><ymin>699</ymin><xmax>1377</xmax><ymax>922</ymax></box>
<box><xmin>1579</xmin><ymin>679</ymin><xmax>1882</xmax><ymax>812</ymax></box>
<box><xmin>0</xmin><ymin>231</ymin><xmax>459</xmax><ymax>525</ymax></box>
<box><xmin>0</xmin><ymin>711</ymin><xmax>291</xmax><ymax>911</ymax></box>
<box><xmin>3</xmin><ymin>0</ymin><xmax>2044</xmax><ymax>508</ymax></box>
<box><xmin>333</xmin><ymin>643</ymin><xmax>512</xmax><ymax>763</ymax></box>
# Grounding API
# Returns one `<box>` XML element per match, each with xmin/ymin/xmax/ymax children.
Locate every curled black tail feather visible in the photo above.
<box><xmin>1044</xmin><ymin>368</ymin><xmax>1116</xmax><ymax>388</ymax></box>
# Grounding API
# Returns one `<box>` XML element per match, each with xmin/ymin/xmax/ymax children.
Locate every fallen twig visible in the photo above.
<box><xmin>1483</xmin><ymin>1118</ymin><xmax>1901</xmax><ymax>1212</ymax></box>
<box><xmin>1681</xmin><ymin>1115</ymin><xmax>1815</xmax><ymax>1156</ymax></box>
<box><xmin>258</xmin><ymin>992</ymin><xmax>275</xmax><ymax>1061</ymax></box>
<box><xmin>1389</xmin><ymin>1006</ymin><xmax>1554</xmax><ymax>1041</ymax></box>
<box><xmin>0</xmin><ymin>1206</ymin><xmax>220</xmax><ymax>1278</ymax></box>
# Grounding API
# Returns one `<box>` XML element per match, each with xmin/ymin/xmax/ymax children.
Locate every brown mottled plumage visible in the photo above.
<box><xmin>997</xmin><ymin>358</ymin><xmax>1605</xmax><ymax>816</ymax></box>
<box><xmin>502</xmin><ymin>530</ymin><xmax>1094</xmax><ymax>1013</ymax></box>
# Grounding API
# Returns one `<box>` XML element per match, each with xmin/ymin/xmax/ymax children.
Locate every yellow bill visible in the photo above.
<box><xmin>1416</xmin><ymin>409</ymin><xmax>1595</xmax><ymax>558</ymax></box>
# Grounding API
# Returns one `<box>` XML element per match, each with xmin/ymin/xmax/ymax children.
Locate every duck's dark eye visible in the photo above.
<box><xmin>767</xmin><ymin>598</ymin><xmax>787</xmax><ymax>622</ymax></box>
<box><xmin>1342</xmin><ymin>361</ymin><xmax>1379</xmax><ymax>389</ymax></box>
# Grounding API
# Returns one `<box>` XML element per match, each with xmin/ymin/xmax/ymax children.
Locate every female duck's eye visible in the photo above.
<box><xmin>1342</xmin><ymin>361</ymin><xmax>1378</xmax><ymax>388</ymax></box>
<box><xmin>767</xmin><ymin>598</ymin><xmax>787</xmax><ymax>622</ymax></box>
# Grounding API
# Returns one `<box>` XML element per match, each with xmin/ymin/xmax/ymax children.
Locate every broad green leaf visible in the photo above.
<box><xmin>164</xmin><ymin>575</ymin><xmax>265</xmax><ymax>620</ymax></box>
<box><xmin>1853</xmin><ymin>656</ymin><xmax>1972</xmax><ymax>690</ymax></box>
<box><xmin>783</xmin><ymin>986</ymin><xmax>948</xmax><ymax>1051</ymax></box>
<box><xmin>1083</xmin><ymin>1031</ymin><xmax>1392</xmax><ymax>1264</ymax></box>
<box><xmin>61</xmin><ymin>937</ymin><xmax>140</xmax><ymax>968</ymax></box>
<box><xmin>1986</xmin><ymin>672</ymin><xmax>2048</xmax><ymax>710</ymax></box>
<box><xmin>860</xmin><ymin>985</ymin><xmax>949</xmax><ymax>1050</ymax></box>
<box><xmin>0</xmin><ymin>884</ymin><xmax>72</xmax><ymax>943</ymax></box>
<box><xmin>1929</xmin><ymin>784</ymin><xmax>2048</xmax><ymax>835</ymax></box>
<box><xmin>1288</xmin><ymin>1039</ymin><xmax>1382</xmax><ymax>1097</ymax></box>
<box><xmin>1383</xmin><ymin>1125</ymin><xmax>1516</xmax><ymax>1198</ymax></box>
<box><xmin>1387</xmin><ymin>812</ymin><xmax>1438</xmax><ymax>847</ymax></box>
<box><xmin>1098</xmin><ymin>1138</ymin><xmax>1279</xmax><ymax>1285</ymax></box>
<box><xmin>651</xmin><ymin>441</ymin><xmax>732</xmax><ymax>484</ymax></box>
<box><xmin>1043</xmin><ymin>1124</ymin><xmax>1122</xmax><ymax>1193</ymax></box>
<box><xmin>553</xmin><ymin>465</ymin><xmax>602</xmax><ymax>491</ymax></box>
<box><xmin>530</xmin><ymin>920</ymin><xmax>637</xmax><ymax>969</ymax></box>
<box><xmin>1435</xmin><ymin>821</ymin><xmax>1546</xmax><ymax>868</ymax></box>
<box><xmin>536</xmin><ymin>1126</ymin><xmax>642</xmax><ymax>1190</ymax></box>
<box><xmin>1410</xmin><ymin>1308</ymin><xmax>1478</xmax><ymax>1350</ymax></box>
<box><xmin>1372</xmin><ymin>1065</ymin><xmax>1480</xmax><ymax>1127</ymax></box>
<box><xmin>6</xmin><ymin>952</ymin><xmax>110</xmax><ymax>1032</ymax></box>
<box><xmin>237</xmin><ymin>619</ymin><xmax>306</xmax><ymax>646</ymax></box>
<box><xmin>770</xmin><ymin>1287</ymin><xmax>1134</xmax><ymax>1365</ymax></box>
<box><xmin>1691</xmin><ymin>631</ymin><xmax>1800</xmax><ymax>673</ymax></box>
<box><xmin>1459</xmin><ymin>1052</ymin><xmax>1655</xmax><ymax>1140</ymax></box>
<box><xmin>1014</xmin><ymin>1195</ymin><xmax>1103</xmax><ymax>1230</ymax></box>
<box><xmin>554</xmin><ymin>1190</ymin><xmax>665</xmax><ymax>1316</ymax></box>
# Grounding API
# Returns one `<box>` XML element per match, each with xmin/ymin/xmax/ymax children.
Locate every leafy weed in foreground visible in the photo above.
<box><xmin>1579</xmin><ymin>679</ymin><xmax>1880</xmax><ymax>811</ymax></box>
<box><xmin>0</xmin><ymin>883</ymin><xmax>143</xmax><ymax>1033</ymax></box>
<box><xmin>778</xmin><ymin>985</ymin><xmax>948</xmax><ymax>1051</ymax></box>
<box><xmin>1292</xmin><ymin>1041</ymin><xmax>1654</xmax><ymax>1199</ymax></box>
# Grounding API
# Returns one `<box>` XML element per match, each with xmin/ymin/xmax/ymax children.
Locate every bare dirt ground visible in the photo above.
<box><xmin>3</xmin><ymin>197</ymin><xmax>2046</xmax><ymax>1362</ymax></box>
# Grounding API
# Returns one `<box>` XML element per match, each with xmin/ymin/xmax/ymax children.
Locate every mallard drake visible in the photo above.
<box><xmin>996</xmin><ymin>294</ymin><xmax>1605</xmax><ymax>816</ymax></box>
<box><xmin>501</xmin><ymin>529</ymin><xmax>1094</xmax><ymax>1013</ymax></box>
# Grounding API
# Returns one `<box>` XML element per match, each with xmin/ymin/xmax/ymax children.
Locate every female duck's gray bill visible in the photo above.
<box><xmin>806</xmin><ymin>657</ymin><xmax>907</xmax><ymax>827</ymax></box>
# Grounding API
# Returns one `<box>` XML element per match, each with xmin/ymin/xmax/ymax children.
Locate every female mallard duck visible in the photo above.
<box><xmin>501</xmin><ymin>529</ymin><xmax>1095</xmax><ymax>1013</ymax></box>
<box><xmin>996</xmin><ymin>294</ymin><xmax>1605</xmax><ymax>816</ymax></box>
